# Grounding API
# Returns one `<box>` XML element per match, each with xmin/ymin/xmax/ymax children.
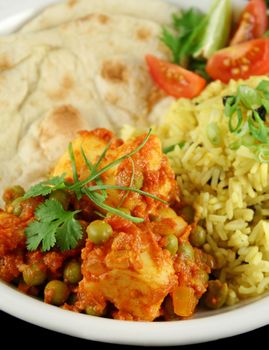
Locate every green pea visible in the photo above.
<box><xmin>63</xmin><ymin>260</ymin><xmax>82</xmax><ymax>284</ymax></box>
<box><xmin>178</xmin><ymin>241</ymin><xmax>195</xmax><ymax>260</ymax></box>
<box><xmin>85</xmin><ymin>305</ymin><xmax>106</xmax><ymax>317</ymax></box>
<box><xmin>190</xmin><ymin>226</ymin><xmax>206</xmax><ymax>247</ymax></box>
<box><xmin>86</xmin><ymin>220</ymin><xmax>113</xmax><ymax>245</ymax></box>
<box><xmin>23</xmin><ymin>264</ymin><xmax>47</xmax><ymax>286</ymax></box>
<box><xmin>203</xmin><ymin>280</ymin><xmax>228</xmax><ymax>309</ymax></box>
<box><xmin>49</xmin><ymin>190</ymin><xmax>70</xmax><ymax>210</ymax></box>
<box><xmin>165</xmin><ymin>235</ymin><xmax>178</xmax><ymax>255</ymax></box>
<box><xmin>44</xmin><ymin>280</ymin><xmax>70</xmax><ymax>306</ymax></box>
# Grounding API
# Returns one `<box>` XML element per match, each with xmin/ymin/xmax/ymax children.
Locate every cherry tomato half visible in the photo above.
<box><xmin>145</xmin><ymin>55</ymin><xmax>206</xmax><ymax>99</ymax></box>
<box><xmin>230</xmin><ymin>0</ymin><xmax>268</xmax><ymax>45</ymax></box>
<box><xmin>206</xmin><ymin>38</ymin><xmax>269</xmax><ymax>83</ymax></box>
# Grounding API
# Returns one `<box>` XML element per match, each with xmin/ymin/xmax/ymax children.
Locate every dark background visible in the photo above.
<box><xmin>1</xmin><ymin>310</ymin><xmax>268</xmax><ymax>347</ymax></box>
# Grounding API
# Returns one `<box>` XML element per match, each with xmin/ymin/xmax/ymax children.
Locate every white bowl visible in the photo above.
<box><xmin>0</xmin><ymin>0</ymin><xmax>268</xmax><ymax>346</ymax></box>
<box><xmin>1</xmin><ymin>281</ymin><xmax>269</xmax><ymax>345</ymax></box>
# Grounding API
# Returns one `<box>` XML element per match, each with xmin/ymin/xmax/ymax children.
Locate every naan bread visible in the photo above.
<box><xmin>0</xmin><ymin>12</ymin><xmax>171</xmax><ymax>194</ymax></box>
<box><xmin>20</xmin><ymin>0</ymin><xmax>177</xmax><ymax>32</ymax></box>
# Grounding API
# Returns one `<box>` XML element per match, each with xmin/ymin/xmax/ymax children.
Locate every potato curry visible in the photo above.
<box><xmin>0</xmin><ymin>128</ymin><xmax>213</xmax><ymax>321</ymax></box>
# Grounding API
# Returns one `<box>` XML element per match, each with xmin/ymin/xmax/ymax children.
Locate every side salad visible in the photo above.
<box><xmin>146</xmin><ymin>0</ymin><xmax>269</xmax><ymax>98</ymax></box>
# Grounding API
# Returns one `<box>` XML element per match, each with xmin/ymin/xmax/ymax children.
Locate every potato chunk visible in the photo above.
<box><xmin>51</xmin><ymin>128</ymin><xmax>119</xmax><ymax>180</ymax></box>
<box><xmin>52</xmin><ymin>128</ymin><xmax>178</xmax><ymax>219</ymax></box>
<box><xmin>77</xmin><ymin>216</ymin><xmax>176</xmax><ymax>321</ymax></box>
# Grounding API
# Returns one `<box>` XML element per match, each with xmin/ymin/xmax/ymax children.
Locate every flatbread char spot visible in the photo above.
<box><xmin>68</xmin><ymin>0</ymin><xmax>78</xmax><ymax>7</ymax></box>
<box><xmin>0</xmin><ymin>56</ymin><xmax>11</xmax><ymax>72</ymax></box>
<box><xmin>101</xmin><ymin>60</ymin><xmax>128</xmax><ymax>83</ymax></box>
<box><xmin>98</xmin><ymin>14</ymin><xmax>110</xmax><ymax>24</ymax></box>
<box><xmin>39</xmin><ymin>105</ymin><xmax>85</xmax><ymax>147</ymax></box>
<box><xmin>136</xmin><ymin>27</ymin><xmax>152</xmax><ymax>41</ymax></box>
<box><xmin>48</xmin><ymin>75</ymin><xmax>74</xmax><ymax>100</ymax></box>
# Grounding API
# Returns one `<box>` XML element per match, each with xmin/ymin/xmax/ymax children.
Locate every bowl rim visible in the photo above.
<box><xmin>1</xmin><ymin>281</ymin><xmax>269</xmax><ymax>346</ymax></box>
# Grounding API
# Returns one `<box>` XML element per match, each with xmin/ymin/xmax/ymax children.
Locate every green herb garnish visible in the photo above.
<box><xmin>24</xmin><ymin>129</ymin><xmax>167</xmax><ymax>252</ymax></box>
<box><xmin>248</xmin><ymin>111</ymin><xmax>268</xmax><ymax>144</ymax></box>
<box><xmin>238</xmin><ymin>85</ymin><xmax>261</xmax><ymax>109</ymax></box>
<box><xmin>23</xmin><ymin>175</ymin><xmax>66</xmax><ymax>198</ymax></box>
<box><xmin>163</xmin><ymin>142</ymin><xmax>185</xmax><ymax>154</ymax></box>
<box><xmin>207</xmin><ymin>122</ymin><xmax>221</xmax><ymax>146</ymax></box>
<box><xmin>25</xmin><ymin>199</ymin><xmax>82</xmax><ymax>252</ymax></box>
<box><xmin>229</xmin><ymin>107</ymin><xmax>243</xmax><ymax>133</ymax></box>
<box><xmin>160</xmin><ymin>8</ymin><xmax>207</xmax><ymax>66</ymax></box>
<box><xmin>161</xmin><ymin>0</ymin><xmax>231</xmax><ymax>69</ymax></box>
<box><xmin>161</xmin><ymin>27</ymin><xmax>181</xmax><ymax>65</ymax></box>
<box><xmin>222</xmin><ymin>80</ymin><xmax>269</xmax><ymax>161</ymax></box>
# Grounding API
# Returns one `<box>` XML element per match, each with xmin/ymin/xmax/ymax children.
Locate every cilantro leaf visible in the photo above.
<box><xmin>25</xmin><ymin>221</ymin><xmax>56</xmax><ymax>251</ymax></box>
<box><xmin>160</xmin><ymin>27</ymin><xmax>181</xmax><ymax>64</ymax></box>
<box><xmin>173</xmin><ymin>8</ymin><xmax>205</xmax><ymax>37</ymax></box>
<box><xmin>35</xmin><ymin>198</ymin><xmax>66</xmax><ymax>222</ymax></box>
<box><xmin>55</xmin><ymin>218</ymin><xmax>82</xmax><ymax>251</ymax></box>
<box><xmin>41</xmin><ymin>223</ymin><xmax>58</xmax><ymax>252</ymax></box>
<box><xmin>23</xmin><ymin>175</ymin><xmax>66</xmax><ymax>199</ymax></box>
<box><xmin>161</xmin><ymin>8</ymin><xmax>206</xmax><ymax>66</ymax></box>
<box><xmin>25</xmin><ymin>199</ymin><xmax>82</xmax><ymax>252</ymax></box>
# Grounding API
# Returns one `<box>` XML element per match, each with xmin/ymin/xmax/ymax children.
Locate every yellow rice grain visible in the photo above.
<box><xmin>224</xmin><ymin>220</ymin><xmax>247</xmax><ymax>231</ymax></box>
<box><xmin>208</xmin><ymin>215</ymin><xmax>227</xmax><ymax>223</ymax></box>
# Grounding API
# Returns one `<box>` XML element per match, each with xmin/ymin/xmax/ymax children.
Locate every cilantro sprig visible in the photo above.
<box><xmin>24</xmin><ymin>175</ymin><xmax>67</xmax><ymax>198</ymax></box>
<box><xmin>24</xmin><ymin>129</ymin><xmax>167</xmax><ymax>252</ymax></box>
<box><xmin>222</xmin><ymin>80</ymin><xmax>269</xmax><ymax>161</ymax></box>
<box><xmin>161</xmin><ymin>8</ymin><xmax>207</xmax><ymax>69</ymax></box>
<box><xmin>161</xmin><ymin>0</ymin><xmax>232</xmax><ymax>81</ymax></box>
<box><xmin>25</xmin><ymin>199</ymin><xmax>82</xmax><ymax>252</ymax></box>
